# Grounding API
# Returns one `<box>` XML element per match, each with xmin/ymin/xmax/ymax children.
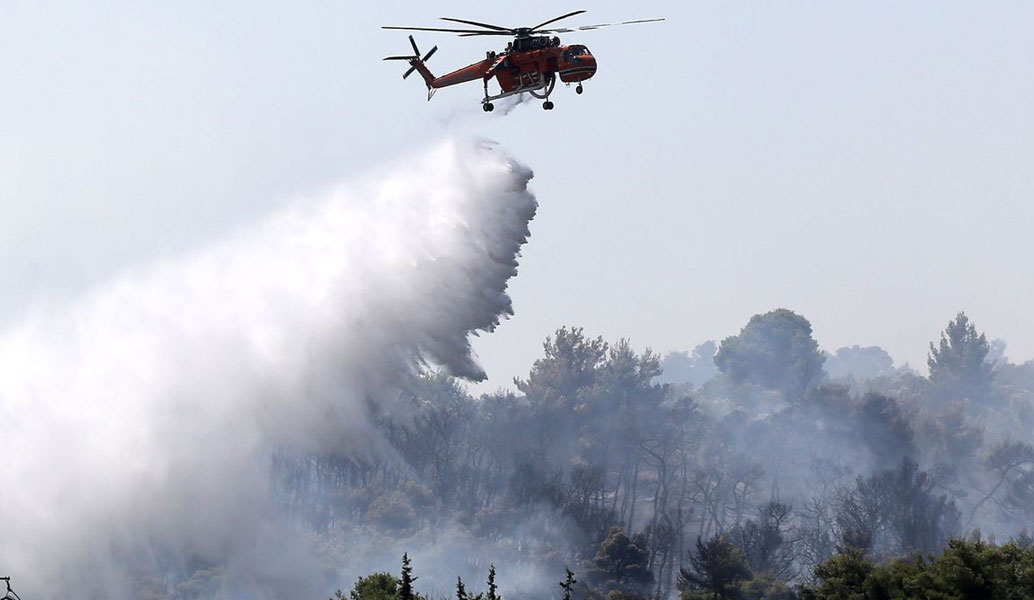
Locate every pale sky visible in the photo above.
<box><xmin>3</xmin><ymin>1</ymin><xmax>1033</xmax><ymax>394</ymax></box>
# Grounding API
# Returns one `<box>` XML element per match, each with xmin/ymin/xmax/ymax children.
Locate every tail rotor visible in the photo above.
<box><xmin>383</xmin><ymin>35</ymin><xmax>437</xmax><ymax>80</ymax></box>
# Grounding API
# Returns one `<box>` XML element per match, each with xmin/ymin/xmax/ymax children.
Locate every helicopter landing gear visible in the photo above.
<box><xmin>576</xmin><ymin>83</ymin><xmax>584</xmax><ymax>95</ymax></box>
<box><xmin>482</xmin><ymin>102</ymin><xmax>494</xmax><ymax>112</ymax></box>
<box><xmin>528</xmin><ymin>73</ymin><xmax>556</xmax><ymax>111</ymax></box>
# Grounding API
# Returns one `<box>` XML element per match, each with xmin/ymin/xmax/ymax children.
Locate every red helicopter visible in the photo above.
<box><xmin>383</xmin><ymin>10</ymin><xmax>663</xmax><ymax>111</ymax></box>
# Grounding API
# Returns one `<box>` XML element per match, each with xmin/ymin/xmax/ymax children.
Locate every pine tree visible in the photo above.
<box><xmin>585</xmin><ymin>526</ymin><xmax>654</xmax><ymax>595</ymax></box>
<box><xmin>928</xmin><ymin>312</ymin><xmax>994</xmax><ymax>403</ymax></box>
<box><xmin>559</xmin><ymin>567</ymin><xmax>576</xmax><ymax>600</ymax></box>
<box><xmin>456</xmin><ymin>576</ymin><xmax>468</xmax><ymax>600</ymax></box>
<box><xmin>486</xmin><ymin>564</ymin><xmax>499</xmax><ymax>600</ymax></box>
<box><xmin>399</xmin><ymin>553</ymin><xmax>417</xmax><ymax>600</ymax></box>
<box><xmin>679</xmin><ymin>535</ymin><xmax>752</xmax><ymax>599</ymax></box>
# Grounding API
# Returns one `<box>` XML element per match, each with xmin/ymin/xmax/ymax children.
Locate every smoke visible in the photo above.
<box><xmin>492</xmin><ymin>93</ymin><xmax>534</xmax><ymax>116</ymax></box>
<box><xmin>0</xmin><ymin>138</ymin><xmax>537</xmax><ymax>599</ymax></box>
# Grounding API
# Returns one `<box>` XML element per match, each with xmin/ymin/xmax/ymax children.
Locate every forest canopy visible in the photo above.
<box><xmin>269</xmin><ymin>309</ymin><xmax>1034</xmax><ymax>600</ymax></box>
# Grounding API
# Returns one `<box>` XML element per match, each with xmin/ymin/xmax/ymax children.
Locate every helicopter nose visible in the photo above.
<box><xmin>559</xmin><ymin>54</ymin><xmax>597</xmax><ymax>83</ymax></box>
<box><xmin>583</xmin><ymin>55</ymin><xmax>597</xmax><ymax>77</ymax></box>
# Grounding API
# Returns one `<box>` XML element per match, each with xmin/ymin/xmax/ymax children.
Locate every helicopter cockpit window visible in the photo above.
<box><xmin>569</xmin><ymin>45</ymin><xmax>590</xmax><ymax>57</ymax></box>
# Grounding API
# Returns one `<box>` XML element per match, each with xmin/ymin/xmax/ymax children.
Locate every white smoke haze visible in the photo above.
<box><xmin>436</xmin><ymin>94</ymin><xmax>533</xmax><ymax>128</ymax></box>
<box><xmin>0</xmin><ymin>138</ymin><xmax>537</xmax><ymax>599</ymax></box>
<box><xmin>491</xmin><ymin>93</ymin><xmax>534</xmax><ymax>116</ymax></box>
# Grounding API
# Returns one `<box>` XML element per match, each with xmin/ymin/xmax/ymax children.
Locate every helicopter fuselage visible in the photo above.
<box><xmin>410</xmin><ymin>38</ymin><xmax>597</xmax><ymax>96</ymax></box>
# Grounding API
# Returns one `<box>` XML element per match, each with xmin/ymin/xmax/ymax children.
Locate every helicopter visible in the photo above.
<box><xmin>382</xmin><ymin>10</ymin><xmax>663</xmax><ymax>111</ymax></box>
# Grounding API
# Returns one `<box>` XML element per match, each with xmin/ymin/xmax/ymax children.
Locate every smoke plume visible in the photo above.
<box><xmin>0</xmin><ymin>138</ymin><xmax>536</xmax><ymax>599</ymax></box>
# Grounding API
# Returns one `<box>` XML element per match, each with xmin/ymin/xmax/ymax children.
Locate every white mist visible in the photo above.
<box><xmin>0</xmin><ymin>138</ymin><xmax>536</xmax><ymax>599</ymax></box>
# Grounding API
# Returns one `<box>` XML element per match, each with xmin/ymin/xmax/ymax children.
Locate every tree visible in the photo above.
<box><xmin>916</xmin><ymin>401</ymin><xmax>984</xmax><ymax>464</ymax></box>
<box><xmin>586</xmin><ymin>527</ymin><xmax>654</xmax><ymax>597</ymax></box>
<box><xmin>334</xmin><ymin>572</ymin><xmax>398</xmax><ymax>600</ymax></box>
<box><xmin>801</xmin><ymin>539</ymin><xmax>1034</xmax><ymax>599</ymax></box>
<box><xmin>658</xmin><ymin>341</ymin><xmax>719</xmax><ymax>387</ymax></box>
<box><xmin>825</xmin><ymin>345</ymin><xmax>895</xmax><ymax>381</ymax></box>
<box><xmin>834</xmin><ymin>458</ymin><xmax>960</xmax><ymax>556</ymax></box>
<box><xmin>679</xmin><ymin>534</ymin><xmax>752</xmax><ymax>600</ymax></box>
<box><xmin>928</xmin><ymin>312</ymin><xmax>994</xmax><ymax>403</ymax></box>
<box><xmin>399</xmin><ymin>553</ymin><xmax>417</xmax><ymax>600</ymax></box>
<box><xmin>966</xmin><ymin>441</ymin><xmax>1034</xmax><ymax>528</ymax></box>
<box><xmin>714</xmin><ymin>309</ymin><xmax>825</xmax><ymax>399</ymax></box>
<box><xmin>883</xmin><ymin>459</ymin><xmax>960</xmax><ymax>555</ymax></box>
<box><xmin>516</xmin><ymin>326</ymin><xmax>608</xmax><ymax>409</ymax></box>
<box><xmin>1002</xmin><ymin>469</ymin><xmax>1034</xmax><ymax>525</ymax></box>
<box><xmin>559</xmin><ymin>568</ymin><xmax>577</xmax><ymax>600</ymax></box>
<box><xmin>798</xmin><ymin>549</ymin><xmax>873</xmax><ymax>600</ymax></box>
<box><xmin>728</xmin><ymin>502</ymin><xmax>795</xmax><ymax>580</ymax></box>
<box><xmin>852</xmin><ymin>393</ymin><xmax>916</xmax><ymax>468</ymax></box>
<box><xmin>737</xmin><ymin>573</ymin><xmax>796</xmax><ymax>600</ymax></box>
<box><xmin>515</xmin><ymin>327</ymin><xmax>609</xmax><ymax>466</ymax></box>
<box><xmin>486</xmin><ymin>564</ymin><xmax>499</xmax><ymax>600</ymax></box>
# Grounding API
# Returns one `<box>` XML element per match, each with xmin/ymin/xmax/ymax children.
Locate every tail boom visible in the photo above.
<box><xmin>385</xmin><ymin>35</ymin><xmax>496</xmax><ymax>100</ymax></box>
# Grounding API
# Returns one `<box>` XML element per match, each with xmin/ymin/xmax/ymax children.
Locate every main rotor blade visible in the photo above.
<box><xmin>382</xmin><ymin>25</ymin><xmax>500</xmax><ymax>35</ymax></box>
<box><xmin>541</xmin><ymin>17</ymin><xmax>665</xmax><ymax>33</ymax></box>
<box><xmin>383</xmin><ymin>55</ymin><xmax>418</xmax><ymax>61</ymax></box>
<box><xmin>457</xmin><ymin>31</ymin><xmax>518</xmax><ymax>37</ymax></box>
<box><xmin>530</xmin><ymin>10</ymin><xmax>586</xmax><ymax>32</ymax></box>
<box><xmin>439</xmin><ymin>17</ymin><xmax>512</xmax><ymax>32</ymax></box>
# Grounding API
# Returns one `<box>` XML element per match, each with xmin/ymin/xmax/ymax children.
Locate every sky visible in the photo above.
<box><xmin>3</xmin><ymin>0</ymin><xmax>1033</xmax><ymax>395</ymax></box>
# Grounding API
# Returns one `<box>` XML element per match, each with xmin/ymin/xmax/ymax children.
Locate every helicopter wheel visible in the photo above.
<box><xmin>543</xmin><ymin>101</ymin><xmax>554</xmax><ymax>110</ymax></box>
<box><xmin>483</xmin><ymin>102</ymin><xmax>494</xmax><ymax>112</ymax></box>
<box><xmin>576</xmin><ymin>84</ymin><xmax>583</xmax><ymax>95</ymax></box>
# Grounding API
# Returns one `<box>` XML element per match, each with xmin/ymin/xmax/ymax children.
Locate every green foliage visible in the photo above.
<box><xmin>799</xmin><ymin>549</ymin><xmax>872</xmax><ymax>600</ymax></box>
<box><xmin>801</xmin><ymin>539</ymin><xmax>1034</xmax><ymax>599</ymax></box>
<box><xmin>679</xmin><ymin>534</ymin><xmax>752</xmax><ymax>599</ymax></box>
<box><xmin>486</xmin><ymin>564</ymin><xmax>499</xmax><ymax>600</ymax></box>
<box><xmin>302</xmin><ymin>319</ymin><xmax>1034</xmax><ymax>600</ymax></box>
<box><xmin>334</xmin><ymin>561</ymin><xmax>497</xmax><ymax>600</ymax></box>
<box><xmin>560</xmin><ymin>567</ymin><xmax>577</xmax><ymax>600</ymax></box>
<box><xmin>516</xmin><ymin>326</ymin><xmax>609</xmax><ymax>409</ymax></box>
<box><xmin>399</xmin><ymin>553</ymin><xmax>417</xmax><ymax>600</ymax></box>
<box><xmin>714</xmin><ymin>308</ymin><xmax>825</xmax><ymax>398</ymax></box>
<box><xmin>928</xmin><ymin>312</ymin><xmax>994</xmax><ymax>403</ymax></box>
<box><xmin>586</xmin><ymin>527</ymin><xmax>654</xmax><ymax>596</ymax></box>
<box><xmin>737</xmin><ymin>573</ymin><xmax>797</xmax><ymax>600</ymax></box>
<box><xmin>336</xmin><ymin>572</ymin><xmax>397</xmax><ymax>600</ymax></box>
